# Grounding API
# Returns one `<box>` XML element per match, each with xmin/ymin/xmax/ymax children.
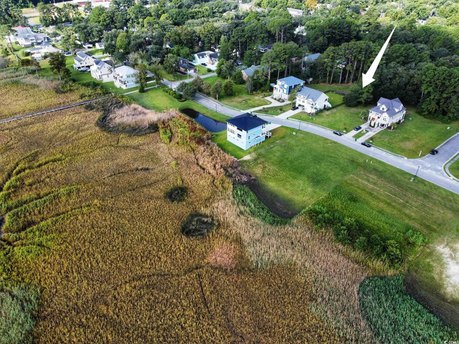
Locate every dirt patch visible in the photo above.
<box><xmin>437</xmin><ymin>243</ymin><xmax>459</xmax><ymax>301</ymax></box>
<box><xmin>206</xmin><ymin>242</ymin><xmax>239</xmax><ymax>270</ymax></box>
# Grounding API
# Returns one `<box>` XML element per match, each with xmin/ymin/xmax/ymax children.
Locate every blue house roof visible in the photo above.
<box><xmin>297</xmin><ymin>87</ymin><xmax>326</xmax><ymax>102</ymax></box>
<box><xmin>227</xmin><ymin>113</ymin><xmax>268</xmax><ymax>131</ymax></box>
<box><xmin>242</xmin><ymin>65</ymin><xmax>261</xmax><ymax>77</ymax></box>
<box><xmin>278</xmin><ymin>76</ymin><xmax>305</xmax><ymax>87</ymax></box>
<box><xmin>304</xmin><ymin>53</ymin><xmax>321</xmax><ymax>62</ymax></box>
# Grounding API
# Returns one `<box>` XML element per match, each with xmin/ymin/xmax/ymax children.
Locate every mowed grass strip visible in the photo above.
<box><xmin>448</xmin><ymin>156</ymin><xmax>459</xmax><ymax>179</ymax></box>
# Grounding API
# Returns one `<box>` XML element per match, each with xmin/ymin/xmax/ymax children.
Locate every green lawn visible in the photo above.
<box><xmin>204</xmin><ymin>76</ymin><xmax>270</xmax><ymax>110</ymax></box>
<box><xmin>237</xmin><ymin>126</ymin><xmax>459</xmax><ymax>244</ymax></box>
<box><xmin>448</xmin><ymin>156</ymin><xmax>459</xmax><ymax>179</ymax></box>
<box><xmin>128</xmin><ymin>87</ymin><xmax>229</xmax><ymax>123</ymax></box>
<box><xmin>326</xmin><ymin>92</ymin><xmax>344</xmax><ymax>107</ymax></box>
<box><xmin>308</xmin><ymin>83</ymin><xmax>353</xmax><ymax>93</ymax></box>
<box><xmin>292</xmin><ymin>106</ymin><xmax>367</xmax><ymax>132</ymax></box>
<box><xmin>371</xmin><ymin>110</ymin><xmax>459</xmax><ymax>157</ymax></box>
<box><xmin>259</xmin><ymin>104</ymin><xmax>292</xmax><ymax>116</ymax></box>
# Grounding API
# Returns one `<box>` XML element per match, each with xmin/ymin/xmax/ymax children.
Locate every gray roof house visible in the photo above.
<box><xmin>304</xmin><ymin>53</ymin><xmax>321</xmax><ymax>62</ymax></box>
<box><xmin>368</xmin><ymin>97</ymin><xmax>406</xmax><ymax>128</ymax></box>
<box><xmin>242</xmin><ymin>65</ymin><xmax>261</xmax><ymax>80</ymax></box>
<box><xmin>73</xmin><ymin>51</ymin><xmax>95</xmax><ymax>70</ymax></box>
<box><xmin>295</xmin><ymin>87</ymin><xmax>331</xmax><ymax>113</ymax></box>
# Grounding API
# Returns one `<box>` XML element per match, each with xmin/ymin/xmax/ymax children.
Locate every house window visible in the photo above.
<box><xmin>237</xmin><ymin>134</ymin><xmax>242</xmax><ymax>138</ymax></box>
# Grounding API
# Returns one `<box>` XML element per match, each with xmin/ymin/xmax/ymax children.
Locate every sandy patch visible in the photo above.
<box><xmin>436</xmin><ymin>243</ymin><xmax>459</xmax><ymax>300</ymax></box>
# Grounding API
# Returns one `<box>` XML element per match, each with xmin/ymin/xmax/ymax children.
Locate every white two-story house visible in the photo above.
<box><xmin>296</xmin><ymin>87</ymin><xmax>331</xmax><ymax>114</ymax></box>
<box><xmin>368</xmin><ymin>97</ymin><xmax>406</xmax><ymax>129</ymax></box>
<box><xmin>193</xmin><ymin>51</ymin><xmax>219</xmax><ymax>71</ymax></box>
<box><xmin>272</xmin><ymin>76</ymin><xmax>305</xmax><ymax>101</ymax></box>
<box><xmin>226</xmin><ymin>113</ymin><xmax>270</xmax><ymax>150</ymax></box>
<box><xmin>113</xmin><ymin>66</ymin><xmax>139</xmax><ymax>89</ymax></box>
<box><xmin>90</xmin><ymin>60</ymin><xmax>114</xmax><ymax>82</ymax></box>
<box><xmin>73</xmin><ymin>51</ymin><xmax>95</xmax><ymax>70</ymax></box>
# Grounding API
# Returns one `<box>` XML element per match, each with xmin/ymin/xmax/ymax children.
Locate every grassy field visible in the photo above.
<box><xmin>0</xmin><ymin>97</ymin><xmax>378</xmax><ymax>343</ymax></box>
<box><xmin>292</xmin><ymin>106</ymin><xmax>367</xmax><ymax>132</ymax></box>
<box><xmin>128</xmin><ymin>87</ymin><xmax>229</xmax><ymax>122</ymax></box>
<box><xmin>371</xmin><ymin>111</ymin><xmax>459</xmax><ymax>157</ymax></box>
<box><xmin>0</xmin><ymin>77</ymin><xmax>85</xmax><ymax>120</ymax></box>
<box><xmin>308</xmin><ymin>83</ymin><xmax>353</xmax><ymax>93</ymax></box>
<box><xmin>240</xmin><ymin>127</ymin><xmax>459</xmax><ymax>248</ymax></box>
<box><xmin>204</xmin><ymin>76</ymin><xmax>270</xmax><ymax>110</ymax></box>
<box><xmin>449</xmin><ymin>156</ymin><xmax>459</xmax><ymax>178</ymax></box>
<box><xmin>259</xmin><ymin>103</ymin><xmax>292</xmax><ymax>116</ymax></box>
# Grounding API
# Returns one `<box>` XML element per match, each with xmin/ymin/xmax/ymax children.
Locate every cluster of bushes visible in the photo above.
<box><xmin>359</xmin><ymin>276</ymin><xmax>458</xmax><ymax>343</ymax></box>
<box><xmin>163</xmin><ymin>87</ymin><xmax>185</xmax><ymax>101</ymax></box>
<box><xmin>181</xmin><ymin>213</ymin><xmax>217</xmax><ymax>238</ymax></box>
<box><xmin>165</xmin><ymin>186</ymin><xmax>188</xmax><ymax>203</ymax></box>
<box><xmin>307</xmin><ymin>204</ymin><xmax>425</xmax><ymax>266</ymax></box>
<box><xmin>232</xmin><ymin>184</ymin><xmax>288</xmax><ymax>226</ymax></box>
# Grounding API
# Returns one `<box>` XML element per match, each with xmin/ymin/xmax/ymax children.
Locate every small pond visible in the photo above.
<box><xmin>181</xmin><ymin>108</ymin><xmax>226</xmax><ymax>132</ymax></box>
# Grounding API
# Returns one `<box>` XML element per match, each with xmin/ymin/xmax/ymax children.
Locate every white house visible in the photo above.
<box><xmin>287</xmin><ymin>7</ymin><xmax>304</xmax><ymax>18</ymax></box>
<box><xmin>90</xmin><ymin>60</ymin><xmax>114</xmax><ymax>82</ymax></box>
<box><xmin>73</xmin><ymin>51</ymin><xmax>95</xmax><ymax>70</ymax></box>
<box><xmin>113</xmin><ymin>65</ymin><xmax>139</xmax><ymax>89</ymax></box>
<box><xmin>295</xmin><ymin>87</ymin><xmax>331</xmax><ymax>114</ymax></box>
<box><xmin>29</xmin><ymin>44</ymin><xmax>62</xmax><ymax>61</ymax></box>
<box><xmin>226</xmin><ymin>113</ymin><xmax>270</xmax><ymax>150</ymax></box>
<box><xmin>368</xmin><ymin>97</ymin><xmax>406</xmax><ymax>129</ymax></box>
<box><xmin>272</xmin><ymin>76</ymin><xmax>305</xmax><ymax>101</ymax></box>
<box><xmin>193</xmin><ymin>51</ymin><xmax>219</xmax><ymax>71</ymax></box>
<box><xmin>13</xmin><ymin>27</ymin><xmax>49</xmax><ymax>47</ymax></box>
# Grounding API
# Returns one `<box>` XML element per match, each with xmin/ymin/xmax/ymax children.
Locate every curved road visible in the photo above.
<box><xmin>190</xmin><ymin>93</ymin><xmax>459</xmax><ymax>195</ymax></box>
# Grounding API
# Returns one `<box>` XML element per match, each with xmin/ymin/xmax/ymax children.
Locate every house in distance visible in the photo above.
<box><xmin>368</xmin><ymin>97</ymin><xmax>406</xmax><ymax>129</ymax></box>
<box><xmin>227</xmin><ymin>114</ymin><xmax>270</xmax><ymax>150</ymax></box>
<box><xmin>272</xmin><ymin>76</ymin><xmax>305</xmax><ymax>101</ymax></box>
<box><xmin>296</xmin><ymin>87</ymin><xmax>331</xmax><ymax>114</ymax></box>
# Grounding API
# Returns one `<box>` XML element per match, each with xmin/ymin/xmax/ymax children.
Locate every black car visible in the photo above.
<box><xmin>333</xmin><ymin>130</ymin><xmax>343</xmax><ymax>136</ymax></box>
<box><xmin>361</xmin><ymin>142</ymin><xmax>372</xmax><ymax>147</ymax></box>
<box><xmin>354</xmin><ymin>125</ymin><xmax>362</xmax><ymax>131</ymax></box>
<box><xmin>430</xmin><ymin>149</ymin><xmax>439</xmax><ymax>155</ymax></box>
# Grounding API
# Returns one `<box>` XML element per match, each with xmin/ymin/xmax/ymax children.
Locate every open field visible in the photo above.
<box><xmin>204</xmin><ymin>76</ymin><xmax>270</xmax><ymax>110</ymax></box>
<box><xmin>0</xmin><ymin>77</ymin><xmax>85</xmax><ymax>120</ymax></box>
<box><xmin>292</xmin><ymin>106</ymin><xmax>366</xmax><ymax>132</ymax></box>
<box><xmin>128</xmin><ymin>87</ymin><xmax>229</xmax><ymax>122</ymax></box>
<box><xmin>0</xmin><ymin>104</ymin><xmax>372</xmax><ymax>343</ymax></box>
<box><xmin>240</xmin><ymin>127</ymin><xmax>459</xmax><ymax>253</ymax></box>
<box><xmin>371</xmin><ymin>111</ymin><xmax>459</xmax><ymax>157</ymax></box>
<box><xmin>259</xmin><ymin>103</ymin><xmax>292</xmax><ymax>116</ymax></box>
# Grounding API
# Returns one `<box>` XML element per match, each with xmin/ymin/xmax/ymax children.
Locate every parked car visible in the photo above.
<box><xmin>333</xmin><ymin>131</ymin><xmax>343</xmax><ymax>136</ymax></box>
<box><xmin>361</xmin><ymin>142</ymin><xmax>372</xmax><ymax>147</ymax></box>
<box><xmin>291</xmin><ymin>105</ymin><xmax>298</xmax><ymax>110</ymax></box>
<box><xmin>354</xmin><ymin>125</ymin><xmax>362</xmax><ymax>131</ymax></box>
<box><xmin>64</xmin><ymin>51</ymin><xmax>72</xmax><ymax>56</ymax></box>
<box><xmin>430</xmin><ymin>149</ymin><xmax>439</xmax><ymax>155</ymax></box>
<box><xmin>78</xmin><ymin>67</ymin><xmax>89</xmax><ymax>72</ymax></box>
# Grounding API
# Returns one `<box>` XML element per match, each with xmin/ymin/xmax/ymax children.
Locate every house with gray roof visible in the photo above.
<box><xmin>272</xmin><ymin>76</ymin><xmax>305</xmax><ymax>101</ymax></box>
<box><xmin>90</xmin><ymin>60</ymin><xmax>114</xmax><ymax>82</ymax></box>
<box><xmin>296</xmin><ymin>87</ymin><xmax>331</xmax><ymax>113</ymax></box>
<box><xmin>73</xmin><ymin>51</ymin><xmax>96</xmax><ymax>70</ymax></box>
<box><xmin>368</xmin><ymin>97</ymin><xmax>406</xmax><ymax>128</ymax></box>
<box><xmin>304</xmin><ymin>53</ymin><xmax>321</xmax><ymax>62</ymax></box>
<box><xmin>193</xmin><ymin>51</ymin><xmax>219</xmax><ymax>71</ymax></box>
<box><xmin>242</xmin><ymin>65</ymin><xmax>261</xmax><ymax>80</ymax></box>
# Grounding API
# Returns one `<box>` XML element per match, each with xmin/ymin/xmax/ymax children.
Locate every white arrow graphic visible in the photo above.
<box><xmin>362</xmin><ymin>27</ymin><xmax>396</xmax><ymax>88</ymax></box>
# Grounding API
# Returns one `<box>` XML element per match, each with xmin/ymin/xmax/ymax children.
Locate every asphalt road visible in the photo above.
<box><xmin>188</xmin><ymin>93</ymin><xmax>459</xmax><ymax>195</ymax></box>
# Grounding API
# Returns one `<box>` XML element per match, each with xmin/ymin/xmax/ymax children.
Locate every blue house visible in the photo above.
<box><xmin>227</xmin><ymin>114</ymin><xmax>269</xmax><ymax>150</ymax></box>
<box><xmin>272</xmin><ymin>76</ymin><xmax>305</xmax><ymax>101</ymax></box>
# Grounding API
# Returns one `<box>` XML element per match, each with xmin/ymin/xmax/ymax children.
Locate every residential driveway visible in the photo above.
<box><xmin>419</xmin><ymin>133</ymin><xmax>459</xmax><ymax>175</ymax></box>
<box><xmin>356</xmin><ymin>126</ymin><xmax>384</xmax><ymax>143</ymax></box>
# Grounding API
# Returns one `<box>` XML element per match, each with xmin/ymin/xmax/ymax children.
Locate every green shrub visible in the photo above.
<box><xmin>159</xmin><ymin>126</ymin><xmax>172</xmax><ymax>144</ymax></box>
<box><xmin>0</xmin><ymin>285</ymin><xmax>39</xmax><ymax>344</ymax></box>
<box><xmin>181</xmin><ymin>213</ymin><xmax>216</xmax><ymax>238</ymax></box>
<box><xmin>359</xmin><ymin>276</ymin><xmax>458</xmax><ymax>343</ymax></box>
<box><xmin>233</xmin><ymin>185</ymin><xmax>288</xmax><ymax>226</ymax></box>
<box><xmin>165</xmin><ymin>186</ymin><xmax>188</xmax><ymax>203</ymax></box>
